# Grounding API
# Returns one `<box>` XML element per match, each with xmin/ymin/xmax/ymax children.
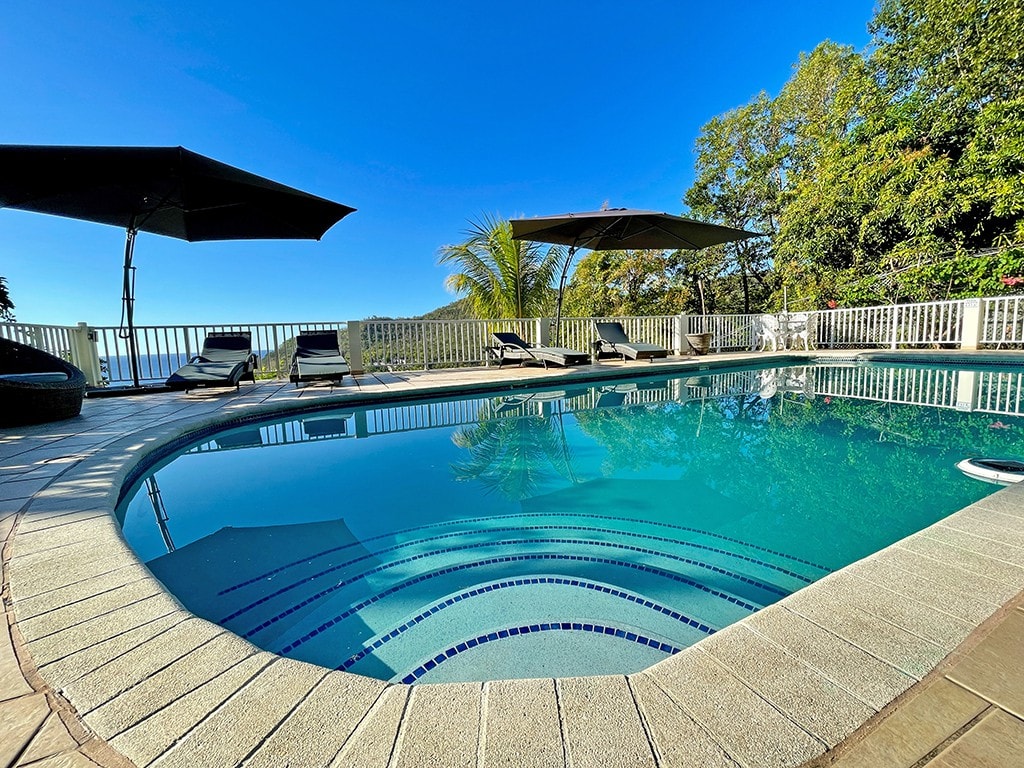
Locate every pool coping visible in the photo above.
<box><xmin>5</xmin><ymin>350</ymin><xmax>1024</xmax><ymax>767</ymax></box>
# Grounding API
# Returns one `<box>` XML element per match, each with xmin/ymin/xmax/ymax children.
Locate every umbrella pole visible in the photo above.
<box><xmin>553</xmin><ymin>243</ymin><xmax>578</xmax><ymax>346</ymax></box>
<box><xmin>120</xmin><ymin>225</ymin><xmax>141</xmax><ymax>388</ymax></box>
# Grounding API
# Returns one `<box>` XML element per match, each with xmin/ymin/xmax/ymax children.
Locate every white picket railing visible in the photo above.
<box><xmin>556</xmin><ymin>316</ymin><xmax>677</xmax><ymax>355</ymax></box>
<box><xmin>688</xmin><ymin>313</ymin><xmax>760</xmax><ymax>351</ymax></box>
<box><xmin>361</xmin><ymin>318</ymin><xmax>537</xmax><ymax>371</ymax></box>
<box><xmin>816</xmin><ymin>300</ymin><xmax>966</xmax><ymax>348</ymax></box>
<box><xmin>5</xmin><ymin>295</ymin><xmax>1024</xmax><ymax>387</ymax></box>
<box><xmin>982</xmin><ymin>296</ymin><xmax>1024</xmax><ymax>347</ymax></box>
<box><xmin>89</xmin><ymin>322</ymin><xmax>349</xmax><ymax>385</ymax></box>
<box><xmin>0</xmin><ymin>322</ymin><xmax>77</xmax><ymax>360</ymax></box>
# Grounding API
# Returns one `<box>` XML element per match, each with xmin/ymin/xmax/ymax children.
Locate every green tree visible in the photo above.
<box><xmin>720</xmin><ymin>1</ymin><xmax>1024</xmax><ymax>308</ymax></box>
<box><xmin>0</xmin><ymin>277</ymin><xmax>13</xmax><ymax>321</ymax></box>
<box><xmin>438</xmin><ymin>215</ymin><xmax>562</xmax><ymax>319</ymax></box>
<box><xmin>562</xmin><ymin>249</ymin><xmax>691</xmax><ymax>316</ymax></box>
<box><xmin>684</xmin><ymin>93</ymin><xmax>781</xmax><ymax>313</ymax></box>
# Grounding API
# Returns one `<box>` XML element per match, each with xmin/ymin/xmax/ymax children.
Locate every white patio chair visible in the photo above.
<box><xmin>787</xmin><ymin>313</ymin><xmax>816</xmax><ymax>350</ymax></box>
<box><xmin>756</xmin><ymin>314</ymin><xmax>786</xmax><ymax>351</ymax></box>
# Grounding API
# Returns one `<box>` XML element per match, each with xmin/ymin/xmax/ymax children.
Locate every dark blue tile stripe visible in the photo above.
<box><xmin>397</xmin><ymin>623</ymin><xmax>683</xmax><ymax>685</ymax></box>
<box><xmin>323</xmin><ymin>576</ymin><xmax>716</xmax><ymax>669</ymax></box>
<box><xmin>223</xmin><ymin>535</ymin><xmax>785</xmax><ymax>627</ymax></box>
<box><xmin>217</xmin><ymin>511</ymin><xmax>830</xmax><ymax>596</ymax></box>
<box><xmin>244</xmin><ymin>552</ymin><xmax>761</xmax><ymax>641</ymax></box>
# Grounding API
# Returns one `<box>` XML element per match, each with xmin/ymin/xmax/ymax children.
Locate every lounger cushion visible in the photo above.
<box><xmin>166</xmin><ymin>332</ymin><xmax>255</xmax><ymax>390</ymax></box>
<box><xmin>489</xmin><ymin>332</ymin><xmax>590</xmax><ymax>367</ymax></box>
<box><xmin>290</xmin><ymin>332</ymin><xmax>350</xmax><ymax>383</ymax></box>
<box><xmin>595</xmin><ymin>322</ymin><xmax>668</xmax><ymax>360</ymax></box>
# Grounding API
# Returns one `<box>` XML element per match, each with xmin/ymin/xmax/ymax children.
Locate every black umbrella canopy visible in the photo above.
<box><xmin>0</xmin><ymin>145</ymin><xmax>355</xmax><ymax>240</ymax></box>
<box><xmin>511</xmin><ymin>208</ymin><xmax>760</xmax><ymax>343</ymax></box>
<box><xmin>0</xmin><ymin>144</ymin><xmax>355</xmax><ymax>388</ymax></box>
<box><xmin>510</xmin><ymin>208</ymin><xmax>759</xmax><ymax>251</ymax></box>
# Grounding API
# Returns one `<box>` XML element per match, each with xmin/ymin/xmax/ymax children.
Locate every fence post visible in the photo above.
<box><xmin>71</xmin><ymin>322</ymin><xmax>104</xmax><ymax>387</ymax></box>
<box><xmin>960</xmin><ymin>298</ymin><xmax>983</xmax><ymax>351</ymax></box>
<box><xmin>536</xmin><ymin>318</ymin><xmax>551</xmax><ymax>346</ymax></box>
<box><xmin>955</xmin><ymin>369</ymin><xmax>978</xmax><ymax>411</ymax></box>
<box><xmin>347</xmin><ymin>320</ymin><xmax>365</xmax><ymax>374</ymax></box>
<box><xmin>674</xmin><ymin>315</ymin><xmax>688</xmax><ymax>355</ymax></box>
<box><xmin>889</xmin><ymin>305</ymin><xmax>899</xmax><ymax>350</ymax></box>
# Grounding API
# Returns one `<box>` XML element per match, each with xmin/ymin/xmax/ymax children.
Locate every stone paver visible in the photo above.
<box><xmin>330</xmin><ymin>684</ymin><xmax>408</xmax><ymax>768</ymax></box>
<box><xmin>240</xmin><ymin>671</ymin><xmax>387</xmax><ymax>768</ymax></box>
<box><xmin>16</xmin><ymin>712</ymin><xmax>80</xmax><ymax>765</ymax></box>
<box><xmin>699</xmin><ymin>623</ymin><xmax>875</xmax><ymax>746</ymax></box>
<box><xmin>646</xmin><ymin>650</ymin><xmax>823</xmax><ymax>767</ymax></box>
<box><xmin>108</xmin><ymin>653</ymin><xmax>273</xmax><ymax>766</ymax></box>
<box><xmin>0</xmin><ymin>693</ymin><xmax>50</xmax><ymax>766</ymax></box>
<box><xmin>927</xmin><ymin>709</ymin><xmax>1024</xmax><ymax>767</ymax></box>
<box><xmin>148</xmin><ymin>657</ymin><xmax>326</xmax><ymax>768</ymax></box>
<box><xmin>0</xmin><ymin>622</ymin><xmax>33</xmax><ymax>703</ymax></box>
<box><xmin>629</xmin><ymin>673</ymin><xmax>738</xmax><ymax>768</ymax></box>
<box><xmin>830</xmin><ymin>678</ymin><xmax>989</xmax><ymax>767</ymax></box>
<box><xmin>392</xmin><ymin>682</ymin><xmax>482</xmax><ymax>768</ymax></box>
<box><xmin>743</xmin><ymin>605</ymin><xmax>917</xmax><ymax>711</ymax></box>
<box><xmin>556</xmin><ymin>675</ymin><xmax>655</xmax><ymax>768</ymax></box>
<box><xmin>944</xmin><ymin>608</ymin><xmax>1024</xmax><ymax>720</ymax></box>
<box><xmin>480</xmin><ymin>678</ymin><xmax>565</xmax><ymax>768</ymax></box>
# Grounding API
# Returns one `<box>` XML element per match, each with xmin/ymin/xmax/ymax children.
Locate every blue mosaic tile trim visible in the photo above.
<box><xmin>325</xmin><ymin>576</ymin><xmax>716</xmax><ymax>669</ymax></box>
<box><xmin>245</xmin><ymin>551</ymin><xmax>761</xmax><ymax>642</ymax></box>
<box><xmin>224</xmin><ymin>535</ymin><xmax>784</xmax><ymax>628</ymax></box>
<box><xmin>218</xmin><ymin>512</ymin><xmax>829</xmax><ymax>597</ymax></box>
<box><xmin>398</xmin><ymin>624</ymin><xmax>682</xmax><ymax>684</ymax></box>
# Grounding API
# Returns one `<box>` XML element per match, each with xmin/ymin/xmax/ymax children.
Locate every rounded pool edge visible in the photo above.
<box><xmin>7</xmin><ymin>354</ymin><xmax>1024</xmax><ymax>767</ymax></box>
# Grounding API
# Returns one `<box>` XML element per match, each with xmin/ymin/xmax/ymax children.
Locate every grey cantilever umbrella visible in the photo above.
<box><xmin>0</xmin><ymin>145</ymin><xmax>355</xmax><ymax>388</ymax></box>
<box><xmin>511</xmin><ymin>209</ymin><xmax>759</xmax><ymax>342</ymax></box>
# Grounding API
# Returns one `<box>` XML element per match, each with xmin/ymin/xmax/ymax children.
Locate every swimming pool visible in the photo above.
<box><xmin>117</xmin><ymin>361</ymin><xmax>1021</xmax><ymax>684</ymax></box>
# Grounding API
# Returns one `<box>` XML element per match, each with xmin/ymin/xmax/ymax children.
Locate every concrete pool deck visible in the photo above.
<box><xmin>2</xmin><ymin>350</ymin><xmax>1024</xmax><ymax>767</ymax></box>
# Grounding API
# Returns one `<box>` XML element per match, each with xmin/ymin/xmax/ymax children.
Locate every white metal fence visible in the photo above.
<box><xmin>361</xmin><ymin>318</ymin><xmax>537</xmax><ymax>371</ymax></box>
<box><xmin>5</xmin><ymin>295</ymin><xmax>1024</xmax><ymax>387</ymax></box>
<box><xmin>556</xmin><ymin>315</ymin><xmax>677</xmax><ymax>355</ymax></box>
<box><xmin>817</xmin><ymin>300</ymin><xmax>965</xmax><ymax>349</ymax></box>
<box><xmin>89</xmin><ymin>322</ymin><xmax>349</xmax><ymax>385</ymax></box>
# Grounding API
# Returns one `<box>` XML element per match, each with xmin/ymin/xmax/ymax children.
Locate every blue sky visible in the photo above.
<box><xmin>2</xmin><ymin>1</ymin><xmax>873</xmax><ymax>327</ymax></box>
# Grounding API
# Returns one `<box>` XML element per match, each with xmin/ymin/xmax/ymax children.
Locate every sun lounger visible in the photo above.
<box><xmin>487</xmin><ymin>332</ymin><xmax>591</xmax><ymax>368</ymax></box>
<box><xmin>594</xmin><ymin>322</ymin><xmax>668</xmax><ymax>361</ymax></box>
<box><xmin>166</xmin><ymin>332</ymin><xmax>257</xmax><ymax>392</ymax></box>
<box><xmin>289</xmin><ymin>331</ymin><xmax>350</xmax><ymax>386</ymax></box>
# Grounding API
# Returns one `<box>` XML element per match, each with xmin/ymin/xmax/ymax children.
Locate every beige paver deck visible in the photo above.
<box><xmin>2</xmin><ymin>351</ymin><xmax>1024</xmax><ymax>767</ymax></box>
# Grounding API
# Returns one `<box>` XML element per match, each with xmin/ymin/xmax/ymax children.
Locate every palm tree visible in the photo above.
<box><xmin>439</xmin><ymin>215</ymin><xmax>562</xmax><ymax>319</ymax></box>
<box><xmin>0</xmin><ymin>277</ymin><xmax>13</xmax><ymax>321</ymax></box>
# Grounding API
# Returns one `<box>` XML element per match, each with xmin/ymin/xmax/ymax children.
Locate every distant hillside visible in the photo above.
<box><xmin>413</xmin><ymin>298</ymin><xmax>474</xmax><ymax>320</ymax></box>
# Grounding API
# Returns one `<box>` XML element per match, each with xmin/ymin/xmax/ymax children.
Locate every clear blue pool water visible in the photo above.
<box><xmin>117</xmin><ymin>362</ymin><xmax>1023</xmax><ymax>683</ymax></box>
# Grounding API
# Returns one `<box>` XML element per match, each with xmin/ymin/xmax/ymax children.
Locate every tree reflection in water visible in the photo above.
<box><xmin>451</xmin><ymin>395</ymin><xmax>578</xmax><ymax>500</ymax></box>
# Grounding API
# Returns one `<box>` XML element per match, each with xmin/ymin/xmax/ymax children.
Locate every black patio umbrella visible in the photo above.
<box><xmin>511</xmin><ymin>209</ymin><xmax>759</xmax><ymax>342</ymax></box>
<box><xmin>0</xmin><ymin>145</ymin><xmax>355</xmax><ymax>387</ymax></box>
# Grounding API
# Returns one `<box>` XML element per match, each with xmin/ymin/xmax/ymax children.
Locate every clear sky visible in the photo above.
<box><xmin>1</xmin><ymin>1</ymin><xmax>874</xmax><ymax>327</ymax></box>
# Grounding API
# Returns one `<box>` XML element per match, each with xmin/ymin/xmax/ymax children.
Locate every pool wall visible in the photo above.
<box><xmin>5</xmin><ymin>350</ymin><xmax>1024</xmax><ymax>767</ymax></box>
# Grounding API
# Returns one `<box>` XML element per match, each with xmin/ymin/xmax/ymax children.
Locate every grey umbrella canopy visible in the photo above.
<box><xmin>511</xmin><ymin>209</ymin><xmax>760</xmax><ymax>342</ymax></box>
<box><xmin>0</xmin><ymin>145</ymin><xmax>355</xmax><ymax>387</ymax></box>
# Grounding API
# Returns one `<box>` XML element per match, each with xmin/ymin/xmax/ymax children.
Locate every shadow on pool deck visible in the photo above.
<box><xmin>2</xmin><ymin>353</ymin><xmax>1024</xmax><ymax>766</ymax></box>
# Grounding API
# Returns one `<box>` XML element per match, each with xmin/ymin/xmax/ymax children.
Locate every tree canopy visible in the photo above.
<box><xmin>686</xmin><ymin>0</ymin><xmax>1024</xmax><ymax>311</ymax></box>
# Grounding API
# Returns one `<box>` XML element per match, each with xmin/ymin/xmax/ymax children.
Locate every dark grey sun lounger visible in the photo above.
<box><xmin>166</xmin><ymin>332</ymin><xmax>257</xmax><ymax>392</ymax></box>
<box><xmin>289</xmin><ymin>331</ymin><xmax>350</xmax><ymax>386</ymax></box>
<box><xmin>488</xmin><ymin>332</ymin><xmax>591</xmax><ymax>368</ymax></box>
<box><xmin>594</xmin><ymin>322</ymin><xmax>669</xmax><ymax>362</ymax></box>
